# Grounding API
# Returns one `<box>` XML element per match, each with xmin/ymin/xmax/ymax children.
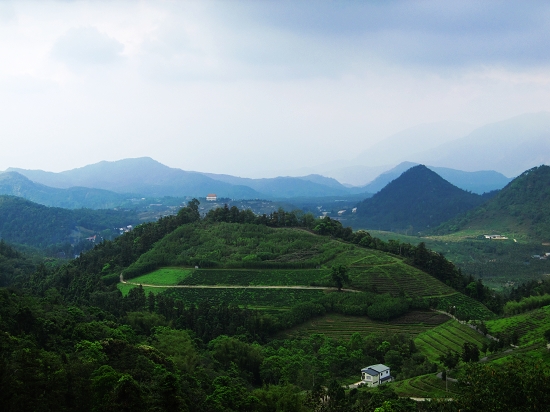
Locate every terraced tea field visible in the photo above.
<box><xmin>486</xmin><ymin>305</ymin><xmax>550</xmax><ymax>345</ymax></box>
<box><xmin>434</xmin><ymin>293</ymin><xmax>496</xmax><ymax>320</ymax></box>
<box><xmin>164</xmin><ymin>287</ymin><xmax>327</xmax><ymax>310</ymax></box>
<box><xmin>282</xmin><ymin>311</ymin><xmax>450</xmax><ymax>340</ymax></box>
<box><xmin>391</xmin><ymin>373</ymin><xmax>459</xmax><ymax>398</ymax></box>
<box><xmin>415</xmin><ymin>320</ymin><xmax>489</xmax><ymax>362</ymax></box>
<box><xmin>177</xmin><ymin>268</ymin><xmax>331</xmax><ymax>286</ymax></box>
<box><xmin>348</xmin><ymin>264</ymin><xmax>455</xmax><ymax>298</ymax></box>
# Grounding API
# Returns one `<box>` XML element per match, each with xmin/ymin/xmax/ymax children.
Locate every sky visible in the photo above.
<box><xmin>1</xmin><ymin>0</ymin><xmax>550</xmax><ymax>178</ymax></box>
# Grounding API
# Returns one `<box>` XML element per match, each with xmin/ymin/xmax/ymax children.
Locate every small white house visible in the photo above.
<box><xmin>206</xmin><ymin>194</ymin><xmax>217</xmax><ymax>201</ymax></box>
<box><xmin>361</xmin><ymin>364</ymin><xmax>393</xmax><ymax>387</ymax></box>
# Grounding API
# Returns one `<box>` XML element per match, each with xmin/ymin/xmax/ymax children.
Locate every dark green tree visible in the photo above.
<box><xmin>330</xmin><ymin>265</ymin><xmax>349</xmax><ymax>291</ymax></box>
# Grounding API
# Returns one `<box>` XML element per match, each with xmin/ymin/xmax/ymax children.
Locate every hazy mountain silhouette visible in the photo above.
<box><xmin>411</xmin><ymin>112</ymin><xmax>550</xmax><ymax>176</ymax></box>
<box><xmin>362</xmin><ymin>162</ymin><xmax>511</xmax><ymax>194</ymax></box>
<box><xmin>9</xmin><ymin>157</ymin><xmax>373</xmax><ymax>200</ymax></box>
<box><xmin>354</xmin><ymin>165</ymin><xmax>487</xmax><ymax>232</ymax></box>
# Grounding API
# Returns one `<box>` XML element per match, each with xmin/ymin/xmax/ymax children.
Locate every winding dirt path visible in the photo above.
<box><xmin>119</xmin><ymin>273</ymin><xmax>360</xmax><ymax>293</ymax></box>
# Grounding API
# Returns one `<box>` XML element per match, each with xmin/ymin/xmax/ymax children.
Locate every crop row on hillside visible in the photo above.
<box><xmin>390</xmin><ymin>373</ymin><xmax>459</xmax><ymax>398</ymax></box>
<box><xmin>348</xmin><ymin>263</ymin><xmax>455</xmax><ymax>298</ymax></box>
<box><xmin>414</xmin><ymin>320</ymin><xmax>489</xmax><ymax>362</ymax></box>
<box><xmin>163</xmin><ymin>287</ymin><xmax>326</xmax><ymax>309</ymax></box>
<box><xmin>177</xmin><ymin>268</ymin><xmax>331</xmax><ymax>286</ymax></box>
<box><xmin>434</xmin><ymin>293</ymin><xmax>495</xmax><ymax>320</ymax></box>
<box><xmin>283</xmin><ymin>312</ymin><xmax>449</xmax><ymax>340</ymax></box>
<box><xmin>486</xmin><ymin>305</ymin><xmax>550</xmax><ymax>345</ymax></box>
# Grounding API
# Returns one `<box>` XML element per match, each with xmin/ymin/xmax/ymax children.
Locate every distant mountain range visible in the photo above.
<box><xmin>410</xmin><ymin>112</ymin><xmax>550</xmax><ymax>177</ymax></box>
<box><xmin>6</xmin><ymin>157</ymin><xmax>371</xmax><ymax>203</ymax></box>
<box><xmin>362</xmin><ymin>162</ymin><xmax>512</xmax><ymax>194</ymax></box>
<box><xmin>353</xmin><ymin>165</ymin><xmax>490</xmax><ymax>233</ymax></box>
<box><xmin>313</xmin><ymin>112</ymin><xmax>550</xmax><ymax>186</ymax></box>
<box><xmin>435</xmin><ymin>165</ymin><xmax>550</xmax><ymax>241</ymax></box>
<box><xmin>8</xmin><ymin>158</ymin><xmax>262</xmax><ymax>200</ymax></box>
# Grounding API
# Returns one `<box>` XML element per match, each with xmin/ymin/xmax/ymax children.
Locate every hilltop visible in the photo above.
<box><xmin>353</xmin><ymin>165</ymin><xmax>487</xmax><ymax>233</ymax></box>
<box><xmin>435</xmin><ymin>165</ymin><xmax>550</xmax><ymax>241</ymax></box>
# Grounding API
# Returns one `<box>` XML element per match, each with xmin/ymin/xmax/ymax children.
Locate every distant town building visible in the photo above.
<box><xmin>484</xmin><ymin>234</ymin><xmax>508</xmax><ymax>240</ymax></box>
<box><xmin>338</xmin><ymin>210</ymin><xmax>346</xmax><ymax>216</ymax></box>
<box><xmin>352</xmin><ymin>207</ymin><xmax>357</xmax><ymax>213</ymax></box>
<box><xmin>206</xmin><ymin>194</ymin><xmax>217</xmax><ymax>201</ymax></box>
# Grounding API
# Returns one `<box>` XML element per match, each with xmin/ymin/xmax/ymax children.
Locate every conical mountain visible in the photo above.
<box><xmin>435</xmin><ymin>165</ymin><xmax>550</xmax><ymax>240</ymax></box>
<box><xmin>354</xmin><ymin>165</ymin><xmax>486</xmax><ymax>232</ymax></box>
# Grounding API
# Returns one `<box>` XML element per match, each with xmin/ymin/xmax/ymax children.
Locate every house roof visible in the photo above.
<box><xmin>206</xmin><ymin>194</ymin><xmax>217</xmax><ymax>197</ymax></box>
<box><xmin>361</xmin><ymin>364</ymin><xmax>390</xmax><ymax>374</ymax></box>
<box><xmin>361</xmin><ymin>368</ymin><xmax>378</xmax><ymax>376</ymax></box>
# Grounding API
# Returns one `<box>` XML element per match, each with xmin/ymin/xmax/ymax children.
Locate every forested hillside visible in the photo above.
<box><xmin>0</xmin><ymin>195</ymin><xmax>139</xmax><ymax>251</ymax></box>
<box><xmin>2</xmin><ymin>200</ymin><xmax>548</xmax><ymax>411</ymax></box>
<box><xmin>354</xmin><ymin>165</ymin><xmax>488</xmax><ymax>233</ymax></box>
<box><xmin>0</xmin><ymin>171</ymin><xmax>130</xmax><ymax>209</ymax></box>
<box><xmin>435</xmin><ymin>165</ymin><xmax>550</xmax><ymax>240</ymax></box>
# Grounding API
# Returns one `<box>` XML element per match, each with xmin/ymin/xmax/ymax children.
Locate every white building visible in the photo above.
<box><xmin>206</xmin><ymin>194</ymin><xmax>217</xmax><ymax>201</ymax></box>
<box><xmin>361</xmin><ymin>364</ymin><xmax>393</xmax><ymax>387</ymax></box>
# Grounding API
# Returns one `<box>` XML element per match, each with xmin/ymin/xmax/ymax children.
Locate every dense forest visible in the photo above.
<box><xmin>1</xmin><ymin>200</ymin><xmax>549</xmax><ymax>411</ymax></box>
<box><xmin>0</xmin><ymin>195</ymin><xmax>139</xmax><ymax>252</ymax></box>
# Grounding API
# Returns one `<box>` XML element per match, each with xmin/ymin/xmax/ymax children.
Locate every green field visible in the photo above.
<box><xmin>282</xmin><ymin>311</ymin><xmax>450</xmax><ymax>340</ymax></box>
<box><xmin>390</xmin><ymin>373</ymin><xmax>459</xmax><ymax>398</ymax></box>
<box><xmin>414</xmin><ymin>320</ymin><xmax>490</xmax><ymax>362</ymax></box>
<box><xmin>127</xmin><ymin>267</ymin><xmax>193</xmax><ymax>285</ymax></box>
<box><xmin>486</xmin><ymin>305</ymin><xmax>550</xmax><ymax>345</ymax></box>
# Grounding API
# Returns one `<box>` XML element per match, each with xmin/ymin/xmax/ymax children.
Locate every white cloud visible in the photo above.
<box><xmin>51</xmin><ymin>26</ymin><xmax>124</xmax><ymax>68</ymax></box>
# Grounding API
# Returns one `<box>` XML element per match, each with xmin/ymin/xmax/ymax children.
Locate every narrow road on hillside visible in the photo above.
<box><xmin>119</xmin><ymin>274</ymin><xmax>360</xmax><ymax>293</ymax></box>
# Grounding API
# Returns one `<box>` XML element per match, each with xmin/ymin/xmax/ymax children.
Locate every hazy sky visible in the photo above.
<box><xmin>2</xmin><ymin>1</ymin><xmax>550</xmax><ymax>177</ymax></box>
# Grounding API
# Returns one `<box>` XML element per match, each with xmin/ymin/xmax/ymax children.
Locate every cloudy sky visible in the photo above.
<box><xmin>1</xmin><ymin>0</ymin><xmax>550</xmax><ymax>177</ymax></box>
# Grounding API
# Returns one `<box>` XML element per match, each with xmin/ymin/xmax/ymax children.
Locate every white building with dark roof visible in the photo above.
<box><xmin>361</xmin><ymin>364</ymin><xmax>393</xmax><ymax>387</ymax></box>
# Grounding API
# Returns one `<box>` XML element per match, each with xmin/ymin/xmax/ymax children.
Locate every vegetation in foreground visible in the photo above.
<box><xmin>3</xmin><ymin>200</ymin><xmax>550</xmax><ymax>410</ymax></box>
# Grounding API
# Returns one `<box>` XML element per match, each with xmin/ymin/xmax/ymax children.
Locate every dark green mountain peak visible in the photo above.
<box><xmin>355</xmin><ymin>165</ymin><xmax>485</xmax><ymax>232</ymax></box>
